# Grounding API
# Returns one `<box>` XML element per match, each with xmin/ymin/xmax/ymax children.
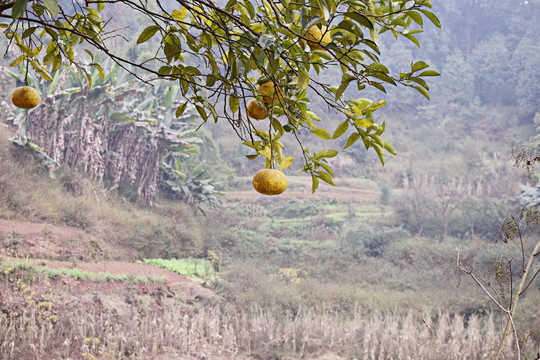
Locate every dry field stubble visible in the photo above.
<box><xmin>1</xmin><ymin>267</ymin><xmax>532</xmax><ymax>360</ymax></box>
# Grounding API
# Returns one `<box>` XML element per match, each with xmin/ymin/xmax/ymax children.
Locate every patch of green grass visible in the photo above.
<box><xmin>140</xmin><ymin>257</ymin><xmax>216</xmax><ymax>282</ymax></box>
<box><xmin>0</xmin><ymin>258</ymin><xmax>165</xmax><ymax>284</ymax></box>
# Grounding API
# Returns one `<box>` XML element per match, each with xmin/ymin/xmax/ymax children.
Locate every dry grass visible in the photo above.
<box><xmin>1</xmin><ymin>268</ymin><xmax>536</xmax><ymax>360</ymax></box>
<box><xmin>0</xmin><ymin>127</ymin><xmax>204</xmax><ymax>260</ymax></box>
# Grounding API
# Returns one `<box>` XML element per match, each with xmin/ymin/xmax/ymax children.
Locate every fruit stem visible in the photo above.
<box><xmin>268</xmin><ymin>103</ymin><xmax>274</xmax><ymax>169</ymax></box>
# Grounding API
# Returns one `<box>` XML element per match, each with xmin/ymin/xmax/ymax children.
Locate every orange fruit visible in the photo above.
<box><xmin>302</xmin><ymin>25</ymin><xmax>332</xmax><ymax>51</ymax></box>
<box><xmin>257</xmin><ymin>81</ymin><xmax>283</xmax><ymax>106</ymax></box>
<box><xmin>11</xmin><ymin>86</ymin><xmax>40</xmax><ymax>109</ymax></box>
<box><xmin>247</xmin><ymin>99</ymin><xmax>267</xmax><ymax>120</ymax></box>
<box><xmin>252</xmin><ymin>169</ymin><xmax>288</xmax><ymax>195</ymax></box>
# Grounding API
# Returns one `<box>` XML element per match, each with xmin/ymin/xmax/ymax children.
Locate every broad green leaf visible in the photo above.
<box><xmin>137</xmin><ymin>25</ymin><xmax>160</xmax><ymax>44</ymax></box>
<box><xmin>383</xmin><ymin>141</ymin><xmax>396</xmax><ymax>155</ymax></box>
<box><xmin>229</xmin><ymin>95</ymin><xmax>239</xmax><ymax>113</ymax></box>
<box><xmin>259</xmin><ymin>146</ymin><xmax>272</xmax><ymax>160</ymax></box>
<box><xmin>365</xmin><ymin>99</ymin><xmax>386</xmax><ymax>111</ymax></box>
<box><xmin>312</xmin><ymin>128</ymin><xmax>331</xmax><ymax>140</ymax></box>
<box><xmin>312</xmin><ymin>50</ymin><xmax>332</xmax><ymax>60</ymax></box>
<box><xmin>354</xmin><ymin>118</ymin><xmax>373</xmax><ymax>128</ymax></box>
<box><xmin>403</xmin><ymin>33</ymin><xmax>420</xmax><ymax>48</ymax></box>
<box><xmin>344</xmin><ymin>12</ymin><xmax>374</xmax><ymax>31</ymax></box>
<box><xmin>9</xmin><ymin>55</ymin><xmax>26</xmax><ymax>67</ymax></box>
<box><xmin>370</xmin><ymin>71</ymin><xmax>396</xmax><ymax>85</ymax></box>
<box><xmin>406</xmin><ymin>11</ymin><xmax>423</xmax><ymax>27</ymax></box>
<box><xmin>372</xmin><ymin>143</ymin><xmax>385</xmax><ymax>165</ymax></box>
<box><xmin>418</xmin><ymin>70</ymin><xmax>440</xmax><ymax>77</ymax></box>
<box><xmin>246</xmin><ymin>154</ymin><xmax>259</xmax><ymax>160</ymax></box>
<box><xmin>411</xmin><ymin>61</ymin><xmax>429</xmax><ymax>73</ymax></box>
<box><xmin>332</xmin><ymin>119</ymin><xmax>349</xmax><ymax>139</ymax></box>
<box><xmin>413</xmin><ymin>85</ymin><xmax>430</xmax><ymax>100</ymax></box>
<box><xmin>279</xmin><ymin>156</ymin><xmax>293</xmax><ymax>170</ymax></box>
<box><xmin>171</xmin><ymin>8</ymin><xmax>188</xmax><ymax>21</ymax></box>
<box><xmin>43</xmin><ymin>0</ymin><xmax>60</xmax><ymax>17</ymax></box>
<box><xmin>298</xmin><ymin>67</ymin><xmax>309</xmax><ymax>91</ymax></box>
<box><xmin>316</xmin><ymin>171</ymin><xmax>336</xmax><ymax>186</ymax></box>
<box><xmin>319</xmin><ymin>162</ymin><xmax>334</xmax><ymax>177</ymax></box>
<box><xmin>272</xmin><ymin>118</ymin><xmax>284</xmax><ymax>136</ymax></box>
<box><xmin>22</xmin><ymin>27</ymin><xmax>37</xmax><ymax>38</ymax></box>
<box><xmin>311</xmin><ymin>174</ymin><xmax>319</xmax><ymax>193</ymax></box>
<box><xmin>196</xmin><ymin>105</ymin><xmax>208</xmax><ymax>121</ymax></box>
<box><xmin>317</xmin><ymin>149</ymin><xmax>338</xmax><ymax>158</ymax></box>
<box><xmin>12</xmin><ymin>0</ymin><xmax>29</xmax><ymax>20</ymax></box>
<box><xmin>420</xmin><ymin>9</ymin><xmax>441</xmax><ymax>28</ymax></box>
<box><xmin>343</xmin><ymin>132</ymin><xmax>360</xmax><ymax>149</ymax></box>
<box><xmin>158</xmin><ymin>66</ymin><xmax>172</xmax><ymax>75</ymax></box>
<box><xmin>52</xmin><ymin>54</ymin><xmax>62</xmax><ymax>72</ymax></box>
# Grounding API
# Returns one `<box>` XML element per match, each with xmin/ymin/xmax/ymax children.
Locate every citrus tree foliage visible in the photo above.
<box><xmin>0</xmin><ymin>0</ymin><xmax>440</xmax><ymax>191</ymax></box>
<box><xmin>2</xmin><ymin>62</ymin><xmax>223</xmax><ymax>204</ymax></box>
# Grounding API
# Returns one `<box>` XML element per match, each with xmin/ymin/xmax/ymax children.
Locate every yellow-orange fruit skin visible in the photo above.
<box><xmin>257</xmin><ymin>81</ymin><xmax>283</xmax><ymax>106</ymax></box>
<box><xmin>302</xmin><ymin>25</ymin><xmax>332</xmax><ymax>51</ymax></box>
<box><xmin>252</xmin><ymin>169</ymin><xmax>288</xmax><ymax>195</ymax></box>
<box><xmin>11</xmin><ymin>86</ymin><xmax>40</xmax><ymax>109</ymax></box>
<box><xmin>247</xmin><ymin>99</ymin><xmax>267</xmax><ymax>120</ymax></box>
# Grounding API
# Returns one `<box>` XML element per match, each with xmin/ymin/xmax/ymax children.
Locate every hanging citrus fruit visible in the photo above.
<box><xmin>11</xmin><ymin>86</ymin><xmax>40</xmax><ymax>109</ymax></box>
<box><xmin>247</xmin><ymin>99</ymin><xmax>267</xmax><ymax>120</ymax></box>
<box><xmin>252</xmin><ymin>169</ymin><xmax>288</xmax><ymax>195</ymax></box>
<box><xmin>302</xmin><ymin>25</ymin><xmax>332</xmax><ymax>51</ymax></box>
<box><xmin>257</xmin><ymin>81</ymin><xmax>283</xmax><ymax>106</ymax></box>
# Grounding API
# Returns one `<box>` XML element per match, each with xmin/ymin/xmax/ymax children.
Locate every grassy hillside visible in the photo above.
<box><xmin>1</xmin><ymin>125</ymin><xmax>539</xmax><ymax>359</ymax></box>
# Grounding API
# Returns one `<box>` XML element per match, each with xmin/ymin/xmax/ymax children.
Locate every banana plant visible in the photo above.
<box><xmin>3</xmin><ymin>55</ymin><xmax>223</xmax><ymax>205</ymax></box>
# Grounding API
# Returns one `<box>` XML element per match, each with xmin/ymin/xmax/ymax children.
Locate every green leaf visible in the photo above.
<box><xmin>229</xmin><ymin>95</ymin><xmax>239</xmax><ymax>113</ymax></box>
<box><xmin>279</xmin><ymin>156</ymin><xmax>293</xmax><ymax>170</ymax></box>
<box><xmin>344</xmin><ymin>11</ymin><xmax>374</xmax><ymax>31</ymax></box>
<box><xmin>137</xmin><ymin>25</ymin><xmax>160</xmax><ymax>44</ymax></box>
<box><xmin>343</xmin><ymin>132</ymin><xmax>360</xmax><ymax>149</ymax></box>
<box><xmin>196</xmin><ymin>105</ymin><xmax>208</xmax><ymax>121</ymax></box>
<box><xmin>372</xmin><ymin>143</ymin><xmax>385</xmax><ymax>166</ymax></box>
<box><xmin>403</xmin><ymin>33</ymin><xmax>420</xmax><ymax>48</ymax></box>
<box><xmin>175</xmin><ymin>103</ymin><xmax>187</xmax><ymax>118</ymax></box>
<box><xmin>259</xmin><ymin>146</ymin><xmax>272</xmax><ymax>160</ymax></box>
<box><xmin>411</xmin><ymin>61</ymin><xmax>429</xmax><ymax>73</ymax></box>
<box><xmin>90</xmin><ymin>62</ymin><xmax>104</xmax><ymax>81</ymax></box>
<box><xmin>369</xmin><ymin>71</ymin><xmax>396</xmax><ymax>85</ymax></box>
<box><xmin>319</xmin><ymin>162</ymin><xmax>334</xmax><ymax>177</ymax></box>
<box><xmin>311</xmin><ymin>128</ymin><xmax>331</xmax><ymax>140</ymax></box>
<box><xmin>383</xmin><ymin>141</ymin><xmax>396</xmax><ymax>155</ymax></box>
<box><xmin>317</xmin><ymin>149</ymin><xmax>338</xmax><ymax>158</ymax></box>
<box><xmin>12</xmin><ymin>0</ymin><xmax>29</xmax><ymax>20</ymax></box>
<box><xmin>171</xmin><ymin>8</ymin><xmax>188</xmax><ymax>21</ymax></box>
<box><xmin>406</xmin><ymin>11</ymin><xmax>423</xmax><ymax>27</ymax></box>
<box><xmin>43</xmin><ymin>0</ymin><xmax>60</xmax><ymax>17</ymax></box>
<box><xmin>332</xmin><ymin>119</ymin><xmax>349</xmax><ymax>139</ymax></box>
<box><xmin>354</xmin><ymin>118</ymin><xmax>373</xmax><ymax>128</ymax></box>
<box><xmin>52</xmin><ymin>54</ymin><xmax>62</xmax><ymax>72</ymax></box>
<box><xmin>316</xmin><ymin>171</ymin><xmax>336</xmax><ymax>186</ymax></box>
<box><xmin>298</xmin><ymin>67</ymin><xmax>309</xmax><ymax>91</ymax></box>
<box><xmin>311</xmin><ymin>174</ymin><xmax>319</xmax><ymax>194</ymax></box>
<box><xmin>9</xmin><ymin>55</ymin><xmax>26</xmax><ymax>67</ymax></box>
<box><xmin>418</xmin><ymin>70</ymin><xmax>440</xmax><ymax>77</ymax></box>
<box><xmin>420</xmin><ymin>9</ymin><xmax>441</xmax><ymax>28</ymax></box>
<box><xmin>22</xmin><ymin>27</ymin><xmax>37</xmax><ymax>38</ymax></box>
<box><xmin>312</xmin><ymin>50</ymin><xmax>332</xmax><ymax>60</ymax></box>
<box><xmin>413</xmin><ymin>86</ymin><xmax>430</xmax><ymax>100</ymax></box>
